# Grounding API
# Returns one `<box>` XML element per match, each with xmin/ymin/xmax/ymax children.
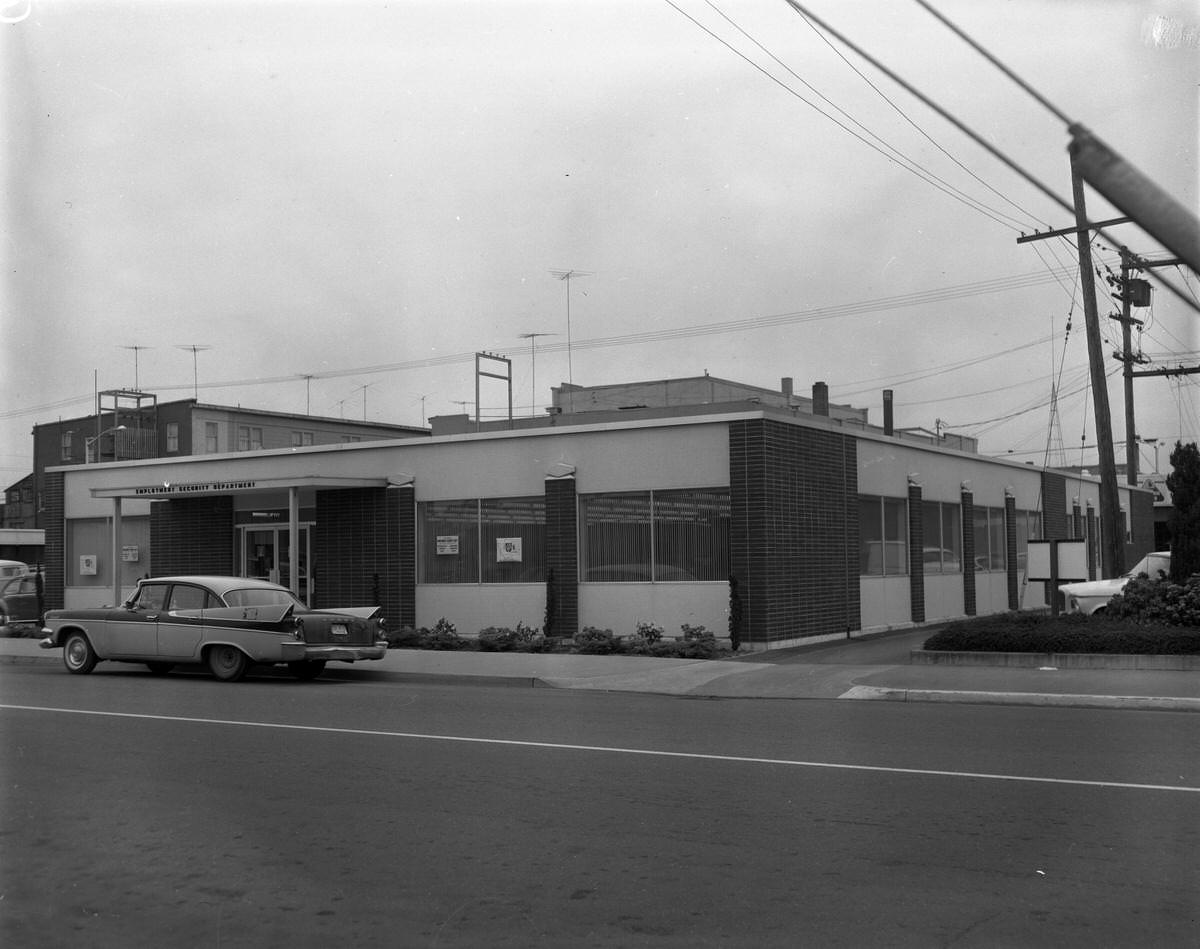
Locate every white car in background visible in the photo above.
<box><xmin>1058</xmin><ymin>551</ymin><xmax>1171</xmax><ymax>615</ymax></box>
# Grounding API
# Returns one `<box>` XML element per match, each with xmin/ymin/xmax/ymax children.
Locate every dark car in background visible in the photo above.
<box><xmin>40</xmin><ymin>575</ymin><xmax>387</xmax><ymax>681</ymax></box>
<box><xmin>0</xmin><ymin>572</ymin><xmax>43</xmax><ymax>632</ymax></box>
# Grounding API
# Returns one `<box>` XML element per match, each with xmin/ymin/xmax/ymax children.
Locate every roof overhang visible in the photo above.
<box><xmin>89</xmin><ymin>475</ymin><xmax>390</xmax><ymax>500</ymax></box>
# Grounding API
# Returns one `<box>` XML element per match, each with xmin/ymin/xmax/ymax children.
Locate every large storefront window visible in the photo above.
<box><xmin>419</xmin><ymin>497</ymin><xmax>546</xmax><ymax>584</ymax></box>
<box><xmin>973</xmin><ymin>507</ymin><xmax>1006</xmax><ymax>571</ymax></box>
<box><xmin>580</xmin><ymin>488</ymin><xmax>729</xmax><ymax>582</ymax></box>
<box><xmin>921</xmin><ymin>501</ymin><xmax>962</xmax><ymax>573</ymax></box>
<box><xmin>859</xmin><ymin>495</ymin><xmax>908</xmax><ymax>576</ymax></box>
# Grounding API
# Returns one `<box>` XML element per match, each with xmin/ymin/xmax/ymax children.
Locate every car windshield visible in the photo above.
<box><xmin>1124</xmin><ymin>553</ymin><xmax>1169</xmax><ymax>579</ymax></box>
<box><xmin>222</xmin><ymin>588</ymin><xmax>306</xmax><ymax>609</ymax></box>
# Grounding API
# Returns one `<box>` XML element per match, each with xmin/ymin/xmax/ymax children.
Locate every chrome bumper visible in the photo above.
<box><xmin>279</xmin><ymin>641</ymin><xmax>388</xmax><ymax>663</ymax></box>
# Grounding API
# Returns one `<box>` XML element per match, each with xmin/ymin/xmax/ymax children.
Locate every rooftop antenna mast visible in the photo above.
<box><xmin>121</xmin><ymin>345</ymin><xmax>152</xmax><ymax>391</ymax></box>
<box><xmin>549</xmin><ymin>269</ymin><xmax>592</xmax><ymax>387</ymax></box>
<box><xmin>299</xmin><ymin>374</ymin><xmax>315</xmax><ymax>415</ymax></box>
<box><xmin>175</xmin><ymin>344</ymin><xmax>212</xmax><ymax>400</ymax></box>
<box><xmin>518</xmin><ymin>332</ymin><xmax>555</xmax><ymax>416</ymax></box>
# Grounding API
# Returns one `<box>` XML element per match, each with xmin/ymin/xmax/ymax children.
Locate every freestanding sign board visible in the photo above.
<box><xmin>1027</xmin><ymin>539</ymin><xmax>1089</xmax><ymax>615</ymax></box>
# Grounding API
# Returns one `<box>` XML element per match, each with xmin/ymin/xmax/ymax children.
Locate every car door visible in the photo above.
<box><xmin>104</xmin><ymin>582</ymin><xmax>169</xmax><ymax>659</ymax></box>
<box><xmin>0</xmin><ymin>575</ymin><xmax>40</xmax><ymax>625</ymax></box>
<box><xmin>156</xmin><ymin>583</ymin><xmax>214</xmax><ymax>660</ymax></box>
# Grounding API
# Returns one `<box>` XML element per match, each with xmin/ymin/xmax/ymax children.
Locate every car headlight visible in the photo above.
<box><xmin>291</xmin><ymin>616</ymin><xmax>305</xmax><ymax>641</ymax></box>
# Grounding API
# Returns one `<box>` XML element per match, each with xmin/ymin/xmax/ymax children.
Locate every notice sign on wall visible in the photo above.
<box><xmin>496</xmin><ymin>538</ymin><xmax>522</xmax><ymax>563</ymax></box>
<box><xmin>121</xmin><ymin>545</ymin><xmax>140</xmax><ymax>563</ymax></box>
<box><xmin>79</xmin><ymin>555</ymin><xmax>98</xmax><ymax>576</ymax></box>
<box><xmin>436</xmin><ymin>535</ymin><xmax>460</xmax><ymax>556</ymax></box>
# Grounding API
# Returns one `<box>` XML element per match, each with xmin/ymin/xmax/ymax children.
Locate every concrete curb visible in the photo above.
<box><xmin>913</xmin><ymin>649</ymin><xmax>1200</xmax><ymax>671</ymax></box>
<box><xmin>839</xmin><ymin>685</ymin><xmax>1200</xmax><ymax>712</ymax></box>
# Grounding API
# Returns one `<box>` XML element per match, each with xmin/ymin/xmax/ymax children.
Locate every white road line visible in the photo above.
<box><xmin>4</xmin><ymin>703</ymin><xmax>1198</xmax><ymax>794</ymax></box>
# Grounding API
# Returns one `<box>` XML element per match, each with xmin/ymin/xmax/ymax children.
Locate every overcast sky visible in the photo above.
<box><xmin>2</xmin><ymin>0</ymin><xmax>1196</xmax><ymax>485</ymax></box>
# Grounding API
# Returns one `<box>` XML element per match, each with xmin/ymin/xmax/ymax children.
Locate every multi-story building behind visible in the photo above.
<box><xmin>28</xmin><ymin>391</ymin><xmax>428</xmax><ymax>528</ymax></box>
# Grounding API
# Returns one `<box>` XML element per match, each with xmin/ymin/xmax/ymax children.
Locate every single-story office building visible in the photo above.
<box><xmin>40</xmin><ymin>395</ymin><xmax>1155</xmax><ymax>651</ymax></box>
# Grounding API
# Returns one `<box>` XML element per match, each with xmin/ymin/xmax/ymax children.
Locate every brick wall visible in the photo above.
<box><xmin>729</xmin><ymin>419</ymin><xmax>859</xmax><ymax>645</ymax></box>
<box><xmin>42</xmin><ymin>471</ymin><xmax>65</xmax><ymax>610</ymax></box>
<box><xmin>149</xmin><ymin>497</ymin><xmax>235</xmax><ymax>576</ymax></box>
<box><xmin>544</xmin><ymin>476</ymin><xmax>579</xmax><ymax>638</ymax></box>
<box><xmin>313</xmin><ymin>487</ymin><xmax>406</xmax><ymax>629</ymax></box>
<box><xmin>1005</xmin><ymin>494</ymin><xmax>1019</xmax><ymax>610</ymax></box>
<box><xmin>907</xmin><ymin>482</ymin><xmax>925</xmax><ymax>623</ymax></box>
<box><xmin>961</xmin><ymin>489</ymin><xmax>976</xmax><ymax>616</ymax></box>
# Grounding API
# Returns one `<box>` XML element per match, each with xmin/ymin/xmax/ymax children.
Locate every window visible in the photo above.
<box><xmin>165</xmin><ymin>422</ymin><xmax>179</xmax><ymax>453</ymax></box>
<box><xmin>859</xmin><ymin>495</ymin><xmax>908</xmax><ymax>576</ymax></box>
<box><xmin>237</xmin><ymin>426</ymin><xmax>263</xmax><ymax>451</ymax></box>
<box><xmin>205</xmin><ymin>422</ymin><xmax>219</xmax><ymax>453</ymax></box>
<box><xmin>579</xmin><ymin>488</ymin><xmax>730</xmax><ymax>582</ymax></box>
<box><xmin>921</xmin><ymin>501</ymin><xmax>962</xmax><ymax>573</ymax></box>
<box><xmin>60</xmin><ymin>432</ymin><xmax>73</xmax><ymax>462</ymax></box>
<box><xmin>419</xmin><ymin>496</ymin><xmax>547</xmax><ymax>584</ymax></box>
<box><xmin>166</xmin><ymin>585</ymin><xmax>216</xmax><ymax>611</ymax></box>
<box><xmin>973</xmin><ymin>507</ymin><xmax>1007</xmax><ymax>571</ymax></box>
<box><xmin>341</xmin><ymin>435</ymin><xmax>362</xmax><ymax>443</ymax></box>
<box><xmin>1014</xmin><ymin>509</ymin><xmax>1041</xmax><ymax>573</ymax></box>
<box><xmin>291</xmin><ymin>431</ymin><xmax>314</xmax><ymax>447</ymax></box>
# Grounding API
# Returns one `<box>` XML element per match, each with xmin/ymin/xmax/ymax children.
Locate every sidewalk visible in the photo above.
<box><xmin>4</xmin><ymin>629</ymin><xmax>1199</xmax><ymax>711</ymax></box>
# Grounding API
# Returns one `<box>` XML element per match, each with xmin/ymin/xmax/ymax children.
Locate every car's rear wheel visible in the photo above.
<box><xmin>207</xmin><ymin>644</ymin><xmax>249</xmax><ymax>682</ymax></box>
<box><xmin>63</xmin><ymin>631</ymin><xmax>98</xmax><ymax>675</ymax></box>
<box><xmin>145</xmin><ymin>662</ymin><xmax>175</xmax><ymax>676</ymax></box>
<box><xmin>288</xmin><ymin>659</ymin><xmax>327</xmax><ymax>681</ymax></box>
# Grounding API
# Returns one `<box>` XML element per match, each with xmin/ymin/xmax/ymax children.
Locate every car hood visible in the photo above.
<box><xmin>1058</xmin><ymin>577</ymin><xmax>1129</xmax><ymax>598</ymax></box>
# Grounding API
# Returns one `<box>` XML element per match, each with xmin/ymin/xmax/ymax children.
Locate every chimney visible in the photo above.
<box><xmin>883</xmin><ymin>389</ymin><xmax>894</xmax><ymax>436</ymax></box>
<box><xmin>780</xmin><ymin>377</ymin><xmax>793</xmax><ymax>401</ymax></box>
<box><xmin>812</xmin><ymin>381</ymin><xmax>829</xmax><ymax>416</ymax></box>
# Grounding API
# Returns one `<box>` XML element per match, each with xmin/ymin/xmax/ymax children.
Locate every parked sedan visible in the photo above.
<box><xmin>1058</xmin><ymin>551</ymin><xmax>1171</xmax><ymax>615</ymax></box>
<box><xmin>0</xmin><ymin>572</ymin><xmax>42</xmax><ymax>631</ymax></box>
<box><xmin>40</xmin><ymin>576</ymin><xmax>387</xmax><ymax>681</ymax></box>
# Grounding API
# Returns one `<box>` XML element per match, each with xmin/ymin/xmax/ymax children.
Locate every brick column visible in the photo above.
<box><xmin>960</xmin><ymin>489</ymin><xmax>976</xmax><ymax>616</ymax></box>
<box><xmin>393</xmin><ymin>485</ymin><xmax>416</xmax><ymax>630</ymax></box>
<box><xmin>908</xmin><ymin>481</ymin><xmax>924</xmax><ymax>623</ymax></box>
<box><xmin>544</xmin><ymin>475</ymin><xmax>578</xmax><ymax>638</ymax></box>
<box><xmin>1086</xmin><ymin>504</ymin><xmax>1098</xmax><ymax>579</ymax></box>
<box><xmin>42</xmin><ymin>471</ymin><xmax>65</xmax><ymax>611</ymax></box>
<box><xmin>1005</xmin><ymin>492</ymin><xmax>1019</xmax><ymax>610</ymax></box>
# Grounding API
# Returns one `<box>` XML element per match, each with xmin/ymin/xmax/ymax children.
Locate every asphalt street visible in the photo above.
<box><xmin>2</xmin><ymin>663</ymin><xmax>1198</xmax><ymax>948</ymax></box>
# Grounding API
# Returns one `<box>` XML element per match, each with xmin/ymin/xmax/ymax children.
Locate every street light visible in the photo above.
<box><xmin>86</xmin><ymin>425</ymin><xmax>127</xmax><ymax>464</ymax></box>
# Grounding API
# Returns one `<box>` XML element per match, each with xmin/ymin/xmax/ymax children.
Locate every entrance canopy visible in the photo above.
<box><xmin>89</xmin><ymin>474</ymin><xmax>391</xmax><ymax>500</ymax></box>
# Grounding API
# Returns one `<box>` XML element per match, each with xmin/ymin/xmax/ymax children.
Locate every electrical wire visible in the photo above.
<box><xmin>662</xmin><ymin>0</ymin><xmax>1028</xmax><ymax>232</ymax></box>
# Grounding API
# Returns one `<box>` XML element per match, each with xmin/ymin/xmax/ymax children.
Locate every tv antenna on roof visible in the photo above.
<box><xmin>519</xmin><ymin>332</ymin><xmax>555</xmax><ymax>416</ymax></box>
<box><xmin>175</xmin><ymin>344</ymin><xmax>212</xmax><ymax>399</ymax></box>
<box><xmin>549</xmin><ymin>270</ymin><xmax>592</xmax><ymax>386</ymax></box>
<box><xmin>121</xmin><ymin>345</ymin><xmax>153</xmax><ymax>391</ymax></box>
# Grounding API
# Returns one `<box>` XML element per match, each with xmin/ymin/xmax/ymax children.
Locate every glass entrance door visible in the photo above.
<box><xmin>240</xmin><ymin>525</ymin><xmax>312</xmax><ymax>605</ymax></box>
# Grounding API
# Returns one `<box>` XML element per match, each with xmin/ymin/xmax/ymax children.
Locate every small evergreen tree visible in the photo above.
<box><xmin>1166</xmin><ymin>440</ymin><xmax>1200</xmax><ymax>582</ymax></box>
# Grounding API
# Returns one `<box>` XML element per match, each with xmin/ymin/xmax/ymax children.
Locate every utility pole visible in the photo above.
<box><xmin>1070</xmin><ymin>156</ymin><xmax>1124</xmax><ymax>578</ymax></box>
<box><xmin>1016</xmin><ymin>168</ymin><xmax>1127</xmax><ymax>576</ymax></box>
<box><xmin>1111</xmin><ymin>248</ymin><xmax>1146</xmax><ymax>485</ymax></box>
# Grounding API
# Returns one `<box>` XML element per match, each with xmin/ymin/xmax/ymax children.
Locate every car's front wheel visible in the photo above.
<box><xmin>63</xmin><ymin>631</ymin><xmax>98</xmax><ymax>675</ymax></box>
<box><xmin>207</xmin><ymin>645</ymin><xmax>249</xmax><ymax>682</ymax></box>
<box><xmin>288</xmin><ymin>659</ymin><xmax>327</xmax><ymax>681</ymax></box>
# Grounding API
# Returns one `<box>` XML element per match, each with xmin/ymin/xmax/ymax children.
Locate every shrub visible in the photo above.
<box><xmin>477</xmin><ymin>621</ymin><xmax>544</xmax><ymax>652</ymax></box>
<box><xmin>384</xmin><ymin>625</ymin><xmax>422</xmax><ymax>649</ymax></box>
<box><xmin>677</xmin><ymin>623</ymin><xmax>720</xmax><ymax>659</ymax></box>
<box><xmin>1106</xmin><ymin>575</ymin><xmax>1200</xmax><ymax>627</ymax></box>
<box><xmin>419</xmin><ymin>617</ymin><xmax>466</xmax><ymax>650</ymax></box>
<box><xmin>924</xmin><ymin>611</ymin><xmax>1200</xmax><ymax>655</ymax></box>
<box><xmin>573</xmin><ymin>626</ymin><xmax>619</xmax><ymax>654</ymax></box>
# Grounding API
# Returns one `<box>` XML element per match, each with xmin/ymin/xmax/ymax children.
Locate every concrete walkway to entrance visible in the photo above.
<box><xmin>5</xmin><ymin>626</ymin><xmax>1200</xmax><ymax>712</ymax></box>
